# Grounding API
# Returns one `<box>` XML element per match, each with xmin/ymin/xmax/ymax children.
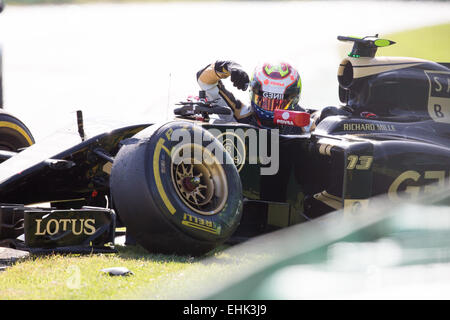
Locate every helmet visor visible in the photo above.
<box><xmin>252</xmin><ymin>91</ymin><xmax>292</xmax><ymax>112</ymax></box>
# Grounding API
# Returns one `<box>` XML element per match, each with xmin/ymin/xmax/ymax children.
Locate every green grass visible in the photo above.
<box><xmin>380</xmin><ymin>23</ymin><xmax>450</xmax><ymax>61</ymax></box>
<box><xmin>338</xmin><ymin>23</ymin><xmax>450</xmax><ymax>62</ymax></box>
<box><xmin>0</xmin><ymin>244</ymin><xmax>262</xmax><ymax>300</ymax></box>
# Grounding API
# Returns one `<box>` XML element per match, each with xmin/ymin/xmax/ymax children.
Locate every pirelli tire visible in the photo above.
<box><xmin>0</xmin><ymin>111</ymin><xmax>35</xmax><ymax>154</ymax></box>
<box><xmin>110</xmin><ymin>121</ymin><xmax>243</xmax><ymax>255</ymax></box>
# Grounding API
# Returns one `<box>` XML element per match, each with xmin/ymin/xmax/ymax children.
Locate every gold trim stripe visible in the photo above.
<box><xmin>313</xmin><ymin>190</ymin><xmax>343</xmax><ymax>210</ymax></box>
<box><xmin>153</xmin><ymin>138</ymin><xmax>176</xmax><ymax>215</ymax></box>
<box><xmin>318</xmin><ymin>144</ymin><xmax>333</xmax><ymax>156</ymax></box>
<box><xmin>0</xmin><ymin>121</ymin><xmax>34</xmax><ymax>145</ymax></box>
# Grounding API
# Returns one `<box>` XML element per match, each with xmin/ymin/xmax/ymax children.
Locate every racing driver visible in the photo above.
<box><xmin>196</xmin><ymin>60</ymin><xmax>310</xmax><ymax>134</ymax></box>
<box><xmin>196</xmin><ymin>60</ymin><xmax>346</xmax><ymax>211</ymax></box>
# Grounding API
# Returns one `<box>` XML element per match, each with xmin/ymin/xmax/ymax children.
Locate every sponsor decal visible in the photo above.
<box><xmin>274</xmin><ymin>109</ymin><xmax>310</xmax><ymax>128</ymax></box>
<box><xmin>182</xmin><ymin>213</ymin><xmax>221</xmax><ymax>235</ymax></box>
<box><xmin>216</xmin><ymin>131</ymin><xmax>246</xmax><ymax>172</ymax></box>
<box><xmin>277</xmin><ymin>111</ymin><xmax>293</xmax><ymax>125</ymax></box>
<box><xmin>262</xmin><ymin>91</ymin><xmax>284</xmax><ymax>100</ymax></box>
<box><xmin>388</xmin><ymin>170</ymin><xmax>449</xmax><ymax>201</ymax></box>
<box><xmin>343</xmin><ymin>123</ymin><xmax>396</xmax><ymax>132</ymax></box>
<box><xmin>425</xmin><ymin>70</ymin><xmax>450</xmax><ymax>123</ymax></box>
<box><xmin>275</xmin><ymin>119</ymin><xmax>294</xmax><ymax>126</ymax></box>
<box><xmin>270</xmin><ymin>81</ymin><xmax>285</xmax><ymax>87</ymax></box>
<box><xmin>35</xmin><ymin>218</ymin><xmax>96</xmax><ymax>236</ymax></box>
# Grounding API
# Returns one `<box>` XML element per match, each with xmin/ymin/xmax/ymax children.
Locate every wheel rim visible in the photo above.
<box><xmin>171</xmin><ymin>144</ymin><xmax>228</xmax><ymax>216</ymax></box>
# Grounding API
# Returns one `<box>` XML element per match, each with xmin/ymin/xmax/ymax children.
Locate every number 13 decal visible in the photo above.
<box><xmin>347</xmin><ymin>155</ymin><xmax>373</xmax><ymax>170</ymax></box>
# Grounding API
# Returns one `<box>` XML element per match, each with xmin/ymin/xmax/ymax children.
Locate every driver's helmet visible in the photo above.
<box><xmin>250</xmin><ymin>62</ymin><xmax>302</xmax><ymax>122</ymax></box>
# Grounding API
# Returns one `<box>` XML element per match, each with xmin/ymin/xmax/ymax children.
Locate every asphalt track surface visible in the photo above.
<box><xmin>0</xmin><ymin>1</ymin><xmax>449</xmax><ymax>141</ymax></box>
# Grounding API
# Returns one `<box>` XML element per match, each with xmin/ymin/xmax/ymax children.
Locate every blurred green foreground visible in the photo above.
<box><xmin>203</xmin><ymin>180</ymin><xmax>450</xmax><ymax>299</ymax></box>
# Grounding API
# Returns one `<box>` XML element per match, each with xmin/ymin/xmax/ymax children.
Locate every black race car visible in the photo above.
<box><xmin>0</xmin><ymin>35</ymin><xmax>449</xmax><ymax>256</ymax></box>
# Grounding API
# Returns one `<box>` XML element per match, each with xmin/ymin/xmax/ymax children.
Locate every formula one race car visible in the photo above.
<box><xmin>0</xmin><ymin>34</ymin><xmax>449</xmax><ymax>255</ymax></box>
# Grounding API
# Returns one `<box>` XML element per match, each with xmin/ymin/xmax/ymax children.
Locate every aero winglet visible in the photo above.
<box><xmin>338</xmin><ymin>35</ymin><xmax>396</xmax><ymax>58</ymax></box>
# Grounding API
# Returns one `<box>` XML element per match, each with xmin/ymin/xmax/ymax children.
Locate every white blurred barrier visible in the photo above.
<box><xmin>0</xmin><ymin>1</ymin><xmax>449</xmax><ymax>141</ymax></box>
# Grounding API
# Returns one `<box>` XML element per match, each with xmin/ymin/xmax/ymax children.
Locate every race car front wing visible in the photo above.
<box><xmin>0</xmin><ymin>204</ymin><xmax>116</xmax><ymax>254</ymax></box>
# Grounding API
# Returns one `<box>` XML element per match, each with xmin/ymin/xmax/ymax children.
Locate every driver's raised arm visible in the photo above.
<box><xmin>196</xmin><ymin>60</ymin><xmax>253</xmax><ymax>122</ymax></box>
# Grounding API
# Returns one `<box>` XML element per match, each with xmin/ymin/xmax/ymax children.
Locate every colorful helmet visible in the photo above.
<box><xmin>250</xmin><ymin>62</ymin><xmax>302</xmax><ymax>122</ymax></box>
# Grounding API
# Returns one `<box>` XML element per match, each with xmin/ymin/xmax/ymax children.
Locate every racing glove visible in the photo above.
<box><xmin>230</xmin><ymin>68</ymin><xmax>249</xmax><ymax>90</ymax></box>
<box><xmin>214</xmin><ymin>61</ymin><xmax>249</xmax><ymax>91</ymax></box>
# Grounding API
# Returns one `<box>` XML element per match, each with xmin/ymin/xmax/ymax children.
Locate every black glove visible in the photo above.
<box><xmin>214</xmin><ymin>61</ymin><xmax>249</xmax><ymax>91</ymax></box>
<box><xmin>230</xmin><ymin>68</ymin><xmax>249</xmax><ymax>91</ymax></box>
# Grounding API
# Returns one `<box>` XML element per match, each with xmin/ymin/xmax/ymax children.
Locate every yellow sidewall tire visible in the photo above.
<box><xmin>0</xmin><ymin>112</ymin><xmax>34</xmax><ymax>153</ymax></box>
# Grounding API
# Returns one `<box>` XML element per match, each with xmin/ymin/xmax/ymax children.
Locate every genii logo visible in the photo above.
<box><xmin>388</xmin><ymin>170</ymin><xmax>449</xmax><ymax>201</ymax></box>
